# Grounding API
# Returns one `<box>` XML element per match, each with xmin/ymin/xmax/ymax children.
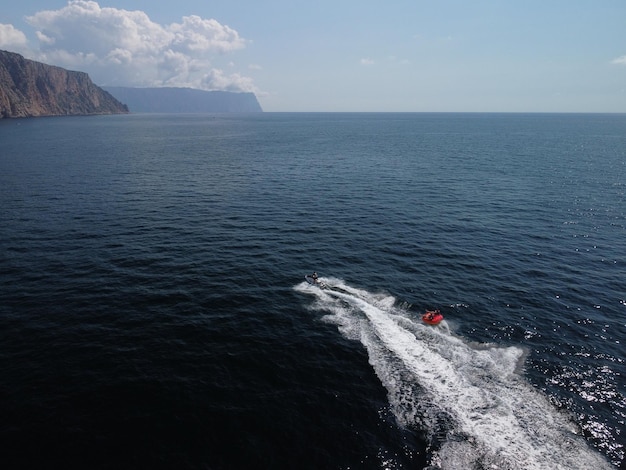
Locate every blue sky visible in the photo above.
<box><xmin>1</xmin><ymin>0</ymin><xmax>625</xmax><ymax>112</ymax></box>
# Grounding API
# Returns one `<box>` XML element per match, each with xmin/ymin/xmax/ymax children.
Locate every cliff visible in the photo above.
<box><xmin>0</xmin><ymin>50</ymin><xmax>128</xmax><ymax>118</ymax></box>
<box><xmin>103</xmin><ymin>87</ymin><xmax>263</xmax><ymax>113</ymax></box>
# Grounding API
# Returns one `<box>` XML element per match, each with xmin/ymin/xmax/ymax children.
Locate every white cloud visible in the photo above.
<box><xmin>0</xmin><ymin>23</ymin><xmax>29</xmax><ymax>53</ymax></box>
<box><xmin>200</xmin><ymin>68</ymin><xmax>257</xmax><ymax>92</ymax></box>
<box><xmin>21</xmin><ymin>0</ymin><xmax>256</xmax><ymax>92</ymax></box>
<box><xmin>360</xmin><ymin>58</ymin><xmax>375</xmax><ymax>66</ymax></box>
<box><xmin>169</xmin><ymin>15</ymin><xmax>245</xmax><ymax>54</ymax></box>
<box><xmin>611</xmin><ymin>55</ymin><xmax>626</xmax><ymax>65</ymax></box>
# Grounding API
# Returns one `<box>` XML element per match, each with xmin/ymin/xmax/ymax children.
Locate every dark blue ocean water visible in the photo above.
<box><xmin>1</xmin><ymin>113</ymin><xmax>624</xmax><ymax>469</ymax></box>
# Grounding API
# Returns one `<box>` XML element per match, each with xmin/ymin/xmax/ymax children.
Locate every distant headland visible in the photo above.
<box><xmin>103</xmin><ymin>87</ymin><xmax>263</xmax><ymax>114</ymax></box>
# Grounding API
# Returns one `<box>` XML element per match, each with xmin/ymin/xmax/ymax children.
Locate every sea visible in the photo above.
<box><xmin>0</xmin><ymin>112</ymin><xmax>624</xmax><ymax>470</ymax></box>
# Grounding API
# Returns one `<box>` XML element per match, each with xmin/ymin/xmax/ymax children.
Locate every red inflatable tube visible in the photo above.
<box><xmin>422</xmin><ymin>310</ymin><xmax>444</xmax><ymax>325</ymax></box>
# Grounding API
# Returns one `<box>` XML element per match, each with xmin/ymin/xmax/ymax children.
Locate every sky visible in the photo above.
<box><xmin>1</xmin><ymin>0</ymin><xmax>625</xmax><ymax>112</ymax></box>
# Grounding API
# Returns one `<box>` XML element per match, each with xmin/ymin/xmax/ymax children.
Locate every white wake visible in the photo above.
<box><xmin>295</xmin><ymin>278</ymin><xmax>613</xmax><ymax>470</ymax></box>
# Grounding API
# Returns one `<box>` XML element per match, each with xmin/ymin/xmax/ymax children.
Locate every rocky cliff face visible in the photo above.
<box><xmin>0</xmin><ymin>50</ymin><xmax>128</xmax><ymax>118</ymax></box>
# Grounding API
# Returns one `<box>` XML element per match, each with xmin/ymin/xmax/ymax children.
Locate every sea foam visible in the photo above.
<box><xmin>297</xmin><ymin>278</ymin><xmax>613</xmax><ymax>470</ymax></box>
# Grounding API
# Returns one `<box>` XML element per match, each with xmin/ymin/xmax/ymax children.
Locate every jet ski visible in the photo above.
<box><xmin>304</xmin><ymin>273</ymin><xmax>326</xmax><ymax>289</ymax></box>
